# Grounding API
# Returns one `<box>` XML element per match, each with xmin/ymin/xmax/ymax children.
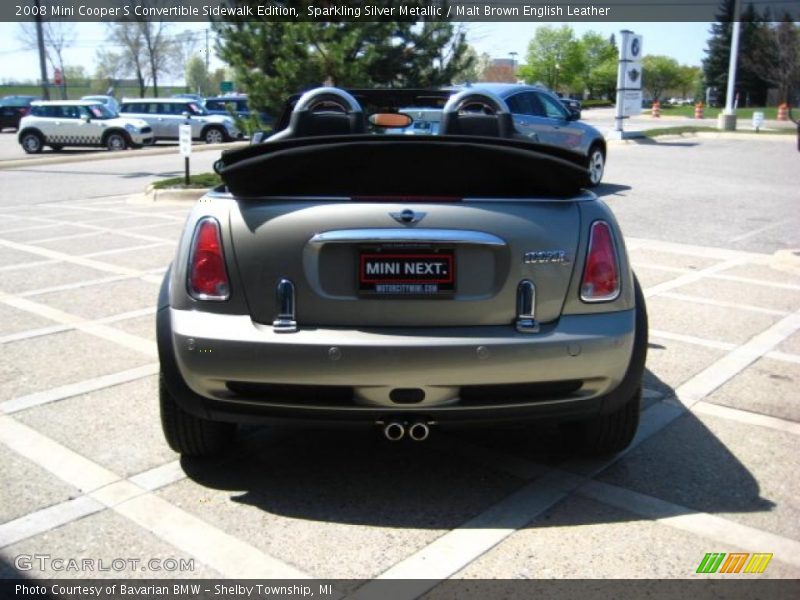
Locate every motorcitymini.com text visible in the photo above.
<box><xmin>15</xmin><ymin>584</ymin><xmax>321</xmax><ymax>597</ymax></box>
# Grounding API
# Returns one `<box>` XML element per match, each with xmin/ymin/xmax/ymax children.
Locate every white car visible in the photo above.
<box><xmin>18</xmin><ymin>101</ymin><xmax>153</xmax><ymax>153</ymax></box>
<box><xmin>119</xmin><ymin>98</ymin><xmax>240</xmax><ymax>144</ymax></box>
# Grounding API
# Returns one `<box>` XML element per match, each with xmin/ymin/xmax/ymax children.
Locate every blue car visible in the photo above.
<box><xmin>204</xmin><ymin>95</ymin><xmax>273</xmax><ymax>128</ymax></box>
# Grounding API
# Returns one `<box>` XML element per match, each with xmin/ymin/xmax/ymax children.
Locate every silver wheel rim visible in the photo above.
<box><xmin>589</xmin><ymin>150</ymin><xmax>604</xmax><ymax>184</ymax></box>
<box><xmin>206</xmin><ymin>129</ymin><xmax>223</xmax><ymax>144</ymax></box>
<box><xmin>23</xmin><ymin>135</ymin><xmax>40</xmax><ymax>152</ymax></box>
<box><xmin>108</xmin><ymin>135</ymin><xmax>124</xmax><ymax>150</ymax></box>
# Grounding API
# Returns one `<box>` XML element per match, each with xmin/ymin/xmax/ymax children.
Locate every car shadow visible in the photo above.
<box><xmin>628</xmin><ymin>138</ymin><xmax>701</xmax><ymax>148</ymax></box>
<box><xmin>591</xmin><ymin>182</ymin><xmax>632</xmax><ymax>198</ymax></box>
<box><xmin>180</xmin><ymin>366</ymin><xmax>773</xmax><ymax>530</ymax></box>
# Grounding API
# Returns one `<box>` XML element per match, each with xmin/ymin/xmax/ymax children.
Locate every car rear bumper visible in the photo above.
<box><xmin>163</xmin><ymin>307</ymin><xmax>636</xmax><ymax>425</ymax></box>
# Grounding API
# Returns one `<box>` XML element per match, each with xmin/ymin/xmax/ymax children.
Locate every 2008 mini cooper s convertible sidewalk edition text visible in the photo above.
<box><xmin>157</xmin><ymin>87</ymin><xmax>647</xmax><ymax>457</ymax></box>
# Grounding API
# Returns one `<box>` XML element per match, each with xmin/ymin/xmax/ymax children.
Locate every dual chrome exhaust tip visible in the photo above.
<box><xmin>381</xmin><ymin>420</ymin><xmax>431</xmax><ymax>442</ymax></box>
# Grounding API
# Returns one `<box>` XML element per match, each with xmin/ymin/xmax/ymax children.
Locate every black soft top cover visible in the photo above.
<box><xmin>218</xmin><ymin>135</ymin><xmax>589</xmax><ymax>199</ymax></box>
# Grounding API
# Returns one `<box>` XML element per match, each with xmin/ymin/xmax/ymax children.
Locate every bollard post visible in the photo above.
<box><xmin>694</xmin><ymin>102</ymin><xmax>704</xmax><ymax>119</ymax></box>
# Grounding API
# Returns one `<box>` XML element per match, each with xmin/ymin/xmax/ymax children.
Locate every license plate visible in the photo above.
<box><xmin>359</xmin><ymin>249</ymin><xmax>455</xmax><ymax>296</ymax></box>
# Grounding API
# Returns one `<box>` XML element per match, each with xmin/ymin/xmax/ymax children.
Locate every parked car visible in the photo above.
<box><xmin>272</xmin><ymin>84</ymin><xmax>606</xmax><ymax>185</ymax></box>
<box><xmin>17</xmin><ymin>101</ymin><xmax>152</xmax><ymax>153</ymax></box>
<box><xmin>0</xmin><ymin>96</ymin><xmax>37</xmax><ymax>131</ymax></box>
<box><xmin>80</xmin><ymin>94</ymin><xmax>120</xmax><ymax>115</ymax></box>
<box><xmin>558</xmin><ymin>96</ymin><xmax>582</xmax><ymax>118</ymax></box>
<box><xmin>118</xmin><ymin>98</ymin><xmax>240</xmax><ymax>144</ymax></box>
<box><xmin>204</xmin><ymin>95</ymin><xmax>274</xmax><ymax>128</ymax></box>
<box><xmin>157</xmin><ymin>87</ymin><xmax>647</xmax><ymax>458</ymax></box>
<box><xmin>172</xmin><ymin>93</ymin><xmax>205</xmax><ymax>104</ymax></box>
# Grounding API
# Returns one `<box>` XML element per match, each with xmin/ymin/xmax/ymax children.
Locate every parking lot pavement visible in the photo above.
<box><xmin>0</xmin><ymin>138</ymin><xmax>798</xmax><ymax>585</ymax></box>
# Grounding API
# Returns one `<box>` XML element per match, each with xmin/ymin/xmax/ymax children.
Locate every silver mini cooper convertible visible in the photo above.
<box><xmin>157</xmin><ymin>87</ymin><xmax>647</xmax><ymax>457</ymax></box>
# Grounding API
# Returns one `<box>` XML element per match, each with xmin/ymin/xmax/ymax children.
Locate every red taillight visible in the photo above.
<box><xmin>580</xmin><ymin>221</ymin><xmax>620</xmax><ymax>302</ymax></box>
<box><xmin>188</xmin><ymin>218</ymin><xmax>230</xmax><ymax>301</ymax></box>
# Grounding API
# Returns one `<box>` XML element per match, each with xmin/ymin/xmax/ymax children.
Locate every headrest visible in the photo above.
<box><xmin>440</xmin><ymin>89</ymin><xmax>513</xmax><ymax>138</ymax></box>
<box><xmin>268</xmin><ymin>87</ymin><xmax>366</xmax><ymax>141</ymax></box>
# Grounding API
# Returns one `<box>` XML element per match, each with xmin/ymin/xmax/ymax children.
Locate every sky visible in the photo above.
<box><xmin>0</xmin><ymin>21</ymin><xmax>712</xmax><ymax>85</ymax></box>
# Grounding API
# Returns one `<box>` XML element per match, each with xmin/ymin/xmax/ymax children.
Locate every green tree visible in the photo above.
<box><xmin>518</xmin><ymin>25</ymin><xmax>583</xmax><ymax>92</ymax></box>
<box><xmin>185</xmin><ymin>54</ymin><xmax>210</xmax><ymax>95</ymax></box>
<box><xmin>677</xmin><ymin>65</ymin><xmax>702</xmax><ymax>100</ymax></box>
<box><xmin>593</xmin><ymin>56</ymin><xmax>619</xmax><ymax>101</ymax></box>
<box><xmin>642</xmin><ymin>55</ymin><xmax>682</xmax><ymax>101</ymax></box>
<box><xmin>578</xmin><ymin>31</ymin><xmax>617</xmax><ymax>98</ymax></box>
<box><xmin>702</xmin><ymin>0</ymin><xmax>770</xmax><ymax>106</ymax></box>
<box><xmin>459</xmin><ymin>46</ymin><xmax>493</xmax><ymax>83</ymax></box>
<box><xmin>743</xmin><ymin>18</ymin><xmax>800</xmax><ymax>104</ymax></box>
<box><xmin>216</xmin><ymin>8</ymin><xmax>472</xmax><ymax>120</ymax></box>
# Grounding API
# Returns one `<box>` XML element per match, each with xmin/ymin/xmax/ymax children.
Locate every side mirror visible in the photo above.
<box><xmin>82</xmin><ymin>114</ymin><xmax>91</xmax><ymax>123</ymax></box>
<box><xmin>182</xmin><ymin>111</ymin><xmax>190</xmax><ymax>120</ymax></box>
<box><xmin>567</xmin><ymin>109</ymin><xmax>581</xmax><ymax>121</ymax></box>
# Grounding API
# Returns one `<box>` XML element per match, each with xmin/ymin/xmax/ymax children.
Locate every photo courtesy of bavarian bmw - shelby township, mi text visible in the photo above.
<box><xmin>0</xmin><ymin>0</ymin><xmax>799</xmax><ymax>599</ymax></box>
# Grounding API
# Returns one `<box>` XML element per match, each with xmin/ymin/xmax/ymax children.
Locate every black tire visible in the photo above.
<box><xmin>50</xmin><ymin>144</ymin><xmax>64</xmax><ymax>151</ymax></box>
<box><xmin>585</xmin><ymin>144</ymin><xmax>605</xmax><ymax>188</ymax></box>
<box><xmin>105</xmin><ymin>131</ymin><xmax>128</xmax><ymax>151</ymax></box>
<box><xmin>561</xmin><ymin>275</ymin><xmax>647</xmax><ymax>456</ymax></box>
<box><xmin>20</xmin><ymin>131</ymin><xmax>44</xmax><ymax>154</ymax></box>
<box><xmin>159</xmin><ymin>373</ymin><xmax>235</xmax><ymax>457</ymax></box>
<box><xmin>203</xmin><ymin>126</ymin><xmax>227</xmax><ymax>144</ymax></box>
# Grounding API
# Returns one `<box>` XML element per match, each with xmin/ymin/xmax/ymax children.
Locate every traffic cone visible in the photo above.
<box><xmin>694</xmin><ymin>102</ymin><xmax>704</xmax><ymax>119</ymax></box>
<box><xmin>651</xmin><ymin>100</ymin><xmax>661</xmax><ymax>118</ymax></box>
<box><xmin>777</xmin><ymin>103</ymin><xmax>788</xmax><ymax>121</ymax></box>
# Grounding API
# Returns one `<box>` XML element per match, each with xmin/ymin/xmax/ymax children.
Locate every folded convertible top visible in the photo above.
<box><xmin>218</xmin><ymin>135</ymin><xmax>590</xmax><ymax>199</ymax></box>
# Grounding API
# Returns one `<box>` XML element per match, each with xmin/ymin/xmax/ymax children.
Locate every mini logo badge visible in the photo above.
<box><xmin>391</xmin><ymin>209</ymin><xmax>426</xmax><ymax>225</ymax></box>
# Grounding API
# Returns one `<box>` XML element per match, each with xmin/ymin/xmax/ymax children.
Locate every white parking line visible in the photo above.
<box><xmin>644</xmin><ymin>257</ymin><xmax>753</xmax><ymax>298</ymax></box>
<box><xmin>659</xmin><ymin>292</ymin><xmax>789</xmax><ymax>317</ymax></box>
<box><xmin>0</xmin><ymin>306</ymin><xmax>156</xmax><ymax>345</ymax></box>
<box><xmin>628</xmin><ymin>237</ymin><xmax>765</xmax><ymax>261</ymax></box>
<box><xmin>0</xmin><ymin>363</ymin><xmax>159</xmax><ymax>414</ymax></box>
<box><xmin>578</xmin><ymin>480</ymin><xmax>800</xmax><ymax>566</ymax></box>
<box><xmin>649</xmin><ymin>329</ymin><xmax>736</xmax><ymax>351</ymax></box>
<box><xmin>650</xmin><ymin>329</ymin><xmax>800</xmax><ymax>366</ymax></box>
<box><xmin>128</xmin><ymin>460</ymin><xmax>184</xmax><ymax>492</ymax></box>
<box><xmin>0</xmin><ymin>416</ymin><xmax>119</xmax><ymax>492</ymax></box>
<box><xmin>0</xmin><ymin>496</ymin><xmax>106</xmax><ymax>549</ymax></box>
<box><xmin>729</xmin><ymin>222</ymin><xmax>784</xmax><ymax>243</ymax></box>
<box><xmin>634</xmin><ymin>261</ymin><xmax>800</xmax><ymax>292</ymax></box>
<box><xmin>674</xmin><ymin>312</ymin><xmax>800</xmax><ymax>408</ymax></box>
<box><xmin>0</xmin><ymin>292</ymin><xmax>156</xmax><ymax>357</ymax></box>
<box><xmin>360</xmin><ymin>470</ymin><xmax>583</xmax><ymax>596</ymax></box>
<box><xmin>693</xmin><ymin>401</ymin><xmax>800</xmax><ymax>436</ymax></box>
<box><xmin>0</xmin><ymin>416</ymin><xmax>311</xmax><ymax>578</ymax></box>
<box><xmin>114</xmin><ymin>493</ymin><xmax>311</xmax><ymax>578</ymax></box>
<box><xmin>0</xmin><ymin>238</ymin><xmax>143</xmax><ymax>277</ymax></box>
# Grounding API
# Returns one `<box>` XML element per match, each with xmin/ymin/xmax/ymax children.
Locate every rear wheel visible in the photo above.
<box><xmin>586</xmin><ymin>145</ymin><xmax>605</xmax><ymax>187</ymax></box>
<box><xmin>561</xmin><ymin>275</ymin><xmax>647</xmax><ymax>456</ymax></box>
<box><xmin>159</xmin><ymin>373</ymin><xmax>236</xmax><ymax>457</ymax></box>
<box><xmin>21</xmin><ymin>131</ymin><xmax>43</xmax><ymax>154</ymax></box>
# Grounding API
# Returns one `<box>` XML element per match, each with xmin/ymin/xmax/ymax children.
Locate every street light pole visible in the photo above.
<box><xmin>34</xmin><ymin>0</ymin><xmax>49</xmax><ymax>100</ymax></box>
<box><xmin>719</xmin><ymin>0</ymin><xmax>742</xmax><ymax>130</ymax></box>
<box><xmin>509</xmin><ymin>51</ymin><xmax>518</xmax><ymax>80</ymax></box>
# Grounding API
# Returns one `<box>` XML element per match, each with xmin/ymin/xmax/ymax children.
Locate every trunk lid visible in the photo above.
<box><xmin>229</xmin><ymin>199</ymin><xmax>580</xmax><ymax>327</ymax></box>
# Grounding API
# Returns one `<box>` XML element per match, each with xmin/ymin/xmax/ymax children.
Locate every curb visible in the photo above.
<box><xmin>138</xmin><ymin>184</ymin><xmax>209</xmax><ymax>204</ymax></box>
<box><xmin>0</xmin><ymin>141</ymin><xmax>247</xmax><ymax>170</ymax></box>
<box><xmin>608</xmin><ymin>131</ymin><xmax>792</xmax><ymax>145</ymax></box>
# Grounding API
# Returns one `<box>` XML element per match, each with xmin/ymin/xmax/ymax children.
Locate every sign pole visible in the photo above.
<box><xmin>611</xmin><ymin>30</ymin><xmax>643</xmax><ymax>139</ymax></box>
<box><xmin>179</xmin><ymin>123</ymin><xmax>192</xmax><ymax>186</ymax></box>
